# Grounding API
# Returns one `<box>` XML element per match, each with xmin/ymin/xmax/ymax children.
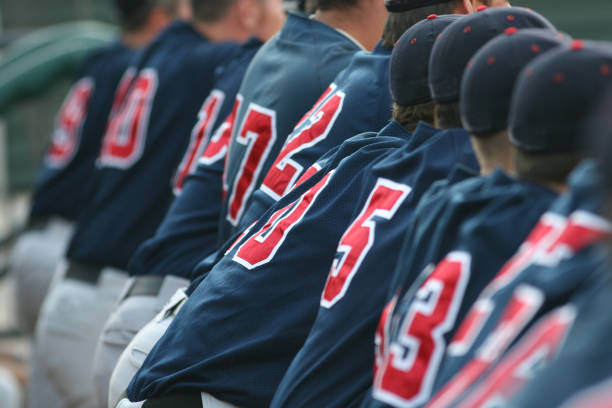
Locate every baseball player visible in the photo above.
<box><xmin>106</xmin><ymin>1</ymin><xmax>387</xmax><ymax>404</ymax></box>
<box><xmin>365</xmin><ymin>19</ymin><xmax>569</xmax><ymax>408</ymax></box>
<box><xmin>8</xmin><ymin>0</ymin><xmax>173</xmax><ymax>337</ymax></box>
<box><xmin>216</xmin><ymin>0</ymin><xmax>388</xmax><ymax>243</ymax></box>
<box><xmin>235</xmin><ymin>0</ymin><xmax>479</xmax><ymax>231</ymax></box>
<box><xmin>270</xmin><ymin>15</ymin><xmax>558</xmax><ymax>408</ymax></box>
<box><xmin>30</xmin><ymin>1</ymin><xmax>255</xmax><ymax>406</ymax></box>
<box><xmin>417</xmin><ymin>41</ymin><xmax>612</xmax><ymax>407</ymax></box>
<box><xmin>505</xmin><ymin>91</ymin><xmax>612</xmax><ymax>408</ymax></box>
<box><xmin>95</xmin><ymin>1</ymin><xmax>287</xmax><ymax>406</ymax></box>
<box><xmin>118</xmin><ymin>8</ymin><xmax>483</xmax><ymax>407</ymax></box>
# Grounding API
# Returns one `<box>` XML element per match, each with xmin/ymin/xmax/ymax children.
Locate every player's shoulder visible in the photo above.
<box><xmin>214</xmin><ymin>37</ymin><xmax>263</xmax><ymax>78</ymax></box>
<box><xmin>329</xmin><ymin>121</ymin><xmax>410</xmax><ymax>164</ymax></box>
<box><xmin>79</xmin><ymin>41</ymin><xmax>133</xmax><ymax>73</ymax></box>
<box><xmin>335</xmin><ymin>42</ymin><xmax>393</xmax><ymax>83</ymax></box>
<box><xmin>191</xmin><ymin>38</ymin><xmax>241</xmax><ymax>64</ymax></box>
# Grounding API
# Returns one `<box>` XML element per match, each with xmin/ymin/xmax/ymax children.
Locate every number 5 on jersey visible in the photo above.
<box><xmin>321</xmin><ymin>178</ymin><xmax>411</xmax><ymax>308</ymax></box>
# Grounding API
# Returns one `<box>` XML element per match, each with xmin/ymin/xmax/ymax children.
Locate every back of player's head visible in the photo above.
<box><xmin>381</xmin><ymin>0</ymin><xmax>468</xmax><ymax>47</ymax></box>
<box><xmin>114</xmin><ymin>0</ymin><xmax>180</xmax><ymax>31</ymax></box>
<box><xmin>509</xmin><ymin>41</ymin><xmax>612</xmax><ymax>185</ymax></box>
<box><xmin>461</xmin><ymin>29</ymin><xmax>568</xmax><ymax>137</ymax></box>
<box><xmin>390</xmin><ymin>14</ymin><xmax>460</xmax><ymax>129</ymax></box>
<box><xmin>429</xmin><ymin>7</ymin><xmax>554</xmax><ymax>104</ymax></box>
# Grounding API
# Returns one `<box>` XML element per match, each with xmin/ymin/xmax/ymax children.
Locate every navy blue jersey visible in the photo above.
<box><xmin>65</xmin><ymin>21</ymin><xmax>239</xmax><ymax>269</ymax></box>
<box><xmin>127</xmin><ymin>38</ymin><xmax>263</xmax><ymax>279</ymax></box>
<box><xmin>270</xmin><ymin>125</ymin><xmax>477</xmax><ymax>408</ymax></box>
<box><xmin>239</xmin><ymin>42</ymin><xmax>393</xmax><ymax>230</ymax></box>
<box><xmin>356</xmin><ymin>166</ymin><xmax>557</xmax><ymax>408</ymax></box>
<box><xmin>29</xmin><ymin>42</ymin><xmax>135</xmax><ymax>222</ymax></box>
<box><xmin>423</xmin><ymin>161</ymin><xmax>612</xmax><ymax>408</ymax></box>
<box><xmin>218</xmin><ymin>11</ymin><xmax>361</xmax><ymax>242</ymax></box>
<box><xmin>127</xmin><ymin>123</ymin><xmax>409</xmax><ymax>407</ymax></box>
<box><xmin>510</xmin><ymin>268</ymin><xmax>612</xmax><ymax>408</ymax></box>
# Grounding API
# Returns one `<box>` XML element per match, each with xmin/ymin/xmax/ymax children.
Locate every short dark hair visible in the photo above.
<box><xmin>311</xmin><ymin>0</ymin><xmax>359</xmax><ymax>11</ymax></box>
<box><xmin>393</xmin><ymin>101</ymin><xmax>435</xmax><ymax>131</ymax></box>
<box><xmin>513</xmin><ymin>148</ymin><xmax>585</xmax><ymax>185</ymax></box>
<box><xmin>116</xmin><ymin>0</ymin><xmax>180</xmax><ymax>32</ymax></box>
<box><xmin>434</xmin><ymin>101</ymin><xmax>462</xmax><ymax>129</ymax></box>
<box><xmin>381</xmin><ymin>0</ymin><xmax>461</xmax><ymax>47</ymax></box>
<box><xmin>192</xmin><ymin>0</ymin><xmax>239</xmax><ymax>23</ymax></box>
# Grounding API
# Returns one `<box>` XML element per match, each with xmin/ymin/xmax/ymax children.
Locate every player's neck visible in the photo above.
<box><xmin>470</xmin><ymin>131</ymin><xmax>515</xmax><ymax>177</ymax></box>
<box><xmin>313</xmin><ymin>7</ymin><xmax>384</xmax><ymax>51</ymax></box>
<box><xmin>192</xmin><ymin>18</ymin><xmax>250</xmax><ymax>43</ymax></box>
<box><xmin>120</xmin><ymin>26</ymin><xmax>160</xmax><ymax>49</ymax></box>
<box><xmin>537</xmin><ymin>181</ymin><xmax>568</xmax><ymax>194</ymax></box>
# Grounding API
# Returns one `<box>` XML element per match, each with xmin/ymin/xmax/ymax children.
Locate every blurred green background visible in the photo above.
<box><xmin>0</xmin><ymin>0</ymin><xmax>610</xmax><ymax>194</ymax></box>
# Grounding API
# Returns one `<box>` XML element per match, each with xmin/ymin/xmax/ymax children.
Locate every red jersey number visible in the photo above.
<box><xmin>226</xmin><ymin>102</ymin><xmax>277</xmax><ymax>226</ymax></box>
<box><xmin>321</xmin><ymin>178</ymin><xmax>411</xmax><ymax>308</ymax></box>
<box><xmin>173</xmin><ymin>90</ymin><xmax>225</xmax><ymax>194</ymax></box>
<box><xmin>260</xmin><ymin>87</ymin><xmax>345</xmax><ymax>201</ymax></box>
<box><xmin>373</xmin><ymin>252</ymin><xmax>471</xmax><ymax>408</ymax></box>
<box><xmin>98</xmin><ymin>69</ymin><xmax>158</xmax><ymax>169</ymax></box>
<box><xmin>233</xmin><ymin>171</ymin><xmax>333</xmax><ymax>269</ymax></box>
<box><xmin>446</xmin><ymin>210</ymin><xmax>611</xmax><ymax>359</ymax></box>
<box><xmin>45</xmin><ymin>78</ymin><xmax>95</xmax><ymax>168</ymax></box>
<box><xmin>457</xmin><ymin>306</ymin><xmax>575</xmax><ymax>408</ymax></box>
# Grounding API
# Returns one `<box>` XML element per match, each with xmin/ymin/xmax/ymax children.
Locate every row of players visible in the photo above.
<box><xmin>8</xmin><ymin>0</ymin><xmax>612</xmax><ymax>407</ymax></box>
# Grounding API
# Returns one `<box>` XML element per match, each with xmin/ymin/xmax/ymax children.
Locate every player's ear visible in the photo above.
<box><xmin>238</xmin><ymin>0</ymin><xmax>263</xmax><ymax>32</ymax></box>
<box><xmin>177</xmin><ymin>0</ymin><xmax>193</xmax><ymax>20</ymax></box>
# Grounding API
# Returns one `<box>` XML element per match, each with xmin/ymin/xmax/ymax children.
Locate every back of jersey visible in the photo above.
<box><xmin>29</xmin><ymin>42</ymin><xmax>135</xmax><ymax>223</ymax></box>
<box><xmin>127</xmin><ymin>38</ymin><xmax>263</xmax><ymax>280</ymax></box>
<box><xmin>66</xmin><ymin>21</ymin><xmax>238</xmax><ymax>270</ymax></box>
<box><xmin>238</xmin><ymin>43</ymin><xmax>394</xmax><ymax>232</ymax></box>
<box><xmin>218</xmin><ymin>12</ymin><xmax>361</xmax><ymax>242</ymax></box>
<box><xmin>425</xmin><ymin>161</ymin><xmax>611</xmax><ymax>408</ymax></box>
<box><xmin>366</xmin><ymin>168</ymin><xmax>558</xmax><ymax>408</ymax></box>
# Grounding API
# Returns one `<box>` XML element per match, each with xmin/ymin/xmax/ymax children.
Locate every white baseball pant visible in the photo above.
<box><xmin>92</xmin><ymin>275</ymin><xmax>189</xmax><ymax>408</ymax></box>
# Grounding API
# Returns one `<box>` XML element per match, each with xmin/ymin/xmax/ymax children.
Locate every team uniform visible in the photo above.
<box><xmin>269</xmin><ymin>123</ymin><xmax>477</xmax><ymax>408</ymax></box>
<box><xmin>10</xmin><ymin>41</ymin><xmax>135</xmax><ymax>335</ymax></box>
<box><xmin>128</xmin><ymin>37</ymin><xmax>264</xmax><ymax>280</ymax></box>
<box><xmin>101</xmin><ymin>38</ymin><xmax>263</xmax><ymax>408</ymax></box>
<box><xmin>238</xmin><ymin>42</ymin><xmax>393</xmax><ymax>230</ymax></box>
<box><xmin>124</xmin><ymin>120</ymin><xmax>475</xmax><ymax>407</ymax></box>
<box><xmin>32</xmin><ymin>21</ymin><xmax>238</xmax><ymax>408</ymax></box>
<box><xmin>217</xmin><ymin>11</ymin><xmax>362</xmax><ymax>242</ymax></box>
<box><xmin>362</xmin><ymin>166</ymin><xmax>558</xmax><ymax>408</ymax></box>
<box><xmin>509</xmin><ymin>266</ymin><xmax>612</xmax><ymax>408</ymax></box>
<box><xmin>125</xmin><ymin>126</ymin><xmax>406</xmax><ymax>407</ymax></box>
<box><xmin>424</xmin><ymin>161</ymin><xmax>611</xmax><ymax>408</ymax></box>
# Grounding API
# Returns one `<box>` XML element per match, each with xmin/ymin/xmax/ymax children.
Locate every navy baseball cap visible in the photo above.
<box><xmin>509</xmin><ymin>41</ymin><xmax>612</xmax><ymax>153</ymax></box>
<box><xmin>461</xmin><ymin>29</ymin><xmax>568</xmax><ymax>136</ymax></box>
<box><xmin>385</xmin><ymin>0</ymin><xmax>457</xmax><ymax>12</ymax></box>
<box><xmin>391</xmin><ymin>14</ymin><xmax>462</xmax><ymax>106</ymax></box>
<box><xmin>429</xmin><ymin>7</ymin><xmax>555</xmax><ymax>103</ymax></box>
